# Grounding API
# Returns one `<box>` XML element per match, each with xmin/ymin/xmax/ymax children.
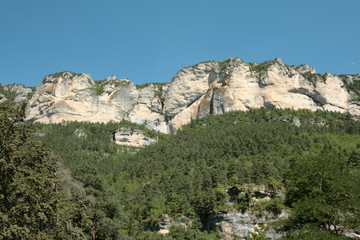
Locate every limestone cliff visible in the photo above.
<box><xmin>0</xmin><ymin>83</ymin><xmax>34</xmax><ymax>103</ymax></box>
<box><xmin>164</xmin><ymin>58</ymin><xmax>360</xmax><ymax>131</ymax></box>
<box><xmin>25</xmin><ymin>72</ymin><xmax>168</xmax><ymax>132</ymax></box>
<box><xmin>24</xmin><ymin>58</ymin><xmax>360</xmax><ymax>133</ymax></box>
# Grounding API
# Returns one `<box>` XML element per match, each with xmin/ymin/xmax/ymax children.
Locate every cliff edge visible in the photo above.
<box><xmin>25</xmin><ymin>58</ymin><xmax>360</xmax><ymax>133</ymax></box>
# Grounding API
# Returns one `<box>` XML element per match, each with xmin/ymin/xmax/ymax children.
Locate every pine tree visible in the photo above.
<box><xmin>0</xmin><ymin>102</ymin><xmax>58</xmax><ymax>239</ymax></box>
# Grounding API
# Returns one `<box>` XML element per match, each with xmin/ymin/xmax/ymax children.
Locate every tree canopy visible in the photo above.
<box><xmin>0</xmin><ymin>102</ymin><xmax>89</xmax><ymax>239</ymax></box>
<box><xmin>2</xmin><ymin>103</ymin><xmax>359</xmax><ymax>239</ymax></box>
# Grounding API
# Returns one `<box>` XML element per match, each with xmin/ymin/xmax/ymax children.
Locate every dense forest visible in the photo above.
<box><xmin>1</xmin><ymin>101</ymin><xmax>359</xmax><ymax>239</ymax></box>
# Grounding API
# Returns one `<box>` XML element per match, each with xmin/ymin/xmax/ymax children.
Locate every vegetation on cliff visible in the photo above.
<box><xmin>346</xmin><ymin>80</ymin><xmax>360</xmax><ymax>101</ymax></box>
<box><xmin>0</xmin><ymin>85</ymin><xmax>17</xmax><ymax>100</ymax></box>
<box><xmin>46</xmin><ymin>71</ymin><xmax>82</xmax><ymax>79</ymax></box>
<box><xmin>0</xmin><ymin>84</ymin><xmax>34</xmax><ymax>102</ymax></box>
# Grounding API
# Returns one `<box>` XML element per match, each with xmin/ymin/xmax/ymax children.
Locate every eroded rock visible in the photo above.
<box><xmin>0</xmin><ymin>84</ymin><xmax>33</xmax><ymax>103</ymax></box>
<box><xmin>0</xmin><ymin>94</ymin><xmax>6</xmax><ymax>103</ymax></box>
<box><xmin>25</xmin><ymin>59</ymin><xmax>360</xmax><ymax>133</ymax></box>
<box><xmin>112</xmin><ymin>127</ymin><xmax>157</xmax><ymax>147</ymax></box>
<box><xmin>25</xmin><ymin>72</ymin><xmax>168</xmax><ymax>132</ymax></box>
<box><xmin>209</xmin><ymin>210</ymin><xmax>288</xmax><ymax>240</ymax></box>
<box><xmin>207</xmin><ymin>184</ymin><xmax>287</xmax><ymax>240</ymax></box>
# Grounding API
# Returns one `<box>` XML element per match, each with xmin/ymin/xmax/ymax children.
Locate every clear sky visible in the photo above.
<box><xmin>1</xmin><ymin>0</ymin><xmax>359</xmax><ymax>87</ymax></box>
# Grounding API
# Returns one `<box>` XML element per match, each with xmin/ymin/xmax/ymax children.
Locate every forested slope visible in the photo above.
<box><xmin>35</xmin><ymin>108</ymin><xmax>360</xmax><ymax>239</ymax></box>
<box><xmin>2</xmin><ymin>101</ymin><xmax>359</xmax><ymax>239</ymax></box>
<box><xmin>121</xmin><ymin>108</ymin><xmax>360</xmax><ymax>239</ymax></box>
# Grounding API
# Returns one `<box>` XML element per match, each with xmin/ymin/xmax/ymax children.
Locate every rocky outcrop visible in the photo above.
<box><xmin>344</xmin><ymin>230</ymin><xmax>360</xmax><ymax>239</ymax></box>
<box><xmin>206</xmin><ymin>184</ymin><xmax>287</xmax><ymax>240</ymax></box>
<box><xmin>155</xmin><ymin>215</ymin><xmax>191</xmax><ymax>235</ymax></box>
<box><xmin>25</xmin><ymin>58</ymin><xmax>360</xmax><ymax>133</ymax></box>
<box><xmin>209</xmin><ymin>210</ymin><xmax>287</xmax><ymax>240</ymax></box>
<box><xmin>112</xmin><ymin>127</ymin><xmax>157</xmax><ymax>147</ymax></box>
<box><xmin>25</xmin><ymin>72</ymin><xmax>168</xmax><ymax>132</ymax></box>
<box><xmin>0</xmin><ymin>94</ymin><xmax>6</xmax><ymax>103</ymax></box>
<box><xmin>73</xmin><ymin>129</ymin><xmax>87</xmax><ymax>139</ymax></box>
<box><xmin>0</xmin><ymin>84</ymin><xmax>34</xmax><ymax>103</ymax></box>
<box><xmin>165</xmin><ymin>58</ymin><xmax>360</xmax><ymax>131</ymax></box>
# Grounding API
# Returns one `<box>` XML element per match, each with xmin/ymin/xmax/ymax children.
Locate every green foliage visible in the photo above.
<box><xmin>31</xmin><ymin>120</ymin><xmax>165</xmax><ymax>239</ymax></box>
<box><xmin>94</xmin><ymin>80</ymin><xmax>105</xmax><ymax>95</ymax></box>
<box><xmin>46</xmin><ymin>71</ymin><xmax>82</xmax><ymax>79</ymax></box>
<box><xmin>0</xmin><ymin>84</ymin><xmax>34</xmax><ymax>102</ymax></box>
<box><xmin>248</xmin><ymin>60</ymin><xmax>274</xmax><ymax>73</ymax></box>
<box><xmin>217</xmin><ymin>58</ymin><xmax>232</xmax><ymax>71</ymax></box>
<box><xmin>250</xmin><ymin>197</ymin><xmax>286</xmax><ymax>216</ymax></box>
<box><xmin>167</xmin><ymin>225</ymin><xmax>220</xmax><ymax>240</ymax></box>
<box><xmin>283</xmin><ymin>148</ymin><xmax>360</xmax><ymax>236</ymax></box>
<box><xmin>0</xmin><ymin>102</ymin><xmax>89</xmax><ymax>239</ymax></box>
<box><xmin>185</xmin><ymin>60</ymin><xmax>217</xmax><ymax>69</ymax></box>
<box><xmin>135</xmin><ymin>83</ymin><xmax>168</xmax><ymax>102</ymax></box>
<box><xmin>93</xmin><ymin>78</ymin><xmax>131</xmax><ymax>95</ymax></box>
<box><xmin>301</xmin><ymin>72</ymin><xmax>326</xmax><ymax>85</ymax></box>
<box><xmin>136</xmin><ymin>82</ymin><xmax>167</xmax><ymax>90</ymax></box>
<box><xmin>280</xmin><ymin>229</ymin><xmax>351</xmax><ymax>240</ymax></box>
<box><xmin>345</xmin><ymin>81</ymin><xmax>360</xmax><ymax>101</ymax></box>
<box><xmin>185</xmin><ymin>58</ymin><xmax>236</xmax><ymax>72</ymax></box>
<box><xmin>118</xmin><ymin>108</ymin><xmax>360</xmax><ymax>228</ymax></box>
<box><xmin>0</xmin><ymin>102</ymin><xmax>56</xmax><ymax>239</ymax></box>
<box><xmin>0</xmin><ymin>85</ymin><xmax>17</xmax><ymax>100</ymax></box>
<box><xmin>25</xmin><ymin>107</ymin><xmax>360</xmax><ymax>239</ymax></box>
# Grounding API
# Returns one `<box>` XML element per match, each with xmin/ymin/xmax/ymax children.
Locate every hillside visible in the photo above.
<box><xmin>26</xmin><ymin>108</ymin><xmax>360</xmax><ymax>239</ymax></box>
<box><xmin>1</xmin><ymin>57</ymin><xmax>360</xmax><ymax>239</ymax></box>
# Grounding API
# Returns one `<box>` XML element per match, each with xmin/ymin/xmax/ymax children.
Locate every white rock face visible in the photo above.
<box><xmin>25</xmin><ymin>59</ymin><xmax>360</xmax><ymax>133</ymax></box>
<box><xmin>206</xmin><ymin>184</ymin><xmax>287</xmax><ymax>240</ymax></box>
<box><xmin>163</xmin><ymin>62</ymin><xmax>219</xmax><ymax>117</ymax></box>
<box><xmin>0</xmin><ymin>84</ymin><xmax>33</xmax><ymax>103</ymax></box>
<box><xmin>25</xmin><ymin>72</ymin><xmax>168</xmax><ymax>132</ymax></box>
<box><xmin>0</xmin><ymin>94</ymin><xmax>6</xmax><ymax>103</ymax></box>
<box><xmin>113</xmin><ymin>127</ymin><xmax>157</xmax><ymax>147</ymax></box>
<box><xmin>210</xmin><ymin>210</ymin><xmax>288</xmax><ymax>240</ymax></box>
<box><xmin>165</xmin><ymin>58</ymin><xmax>359</xmax><ymax>132</ymax></box>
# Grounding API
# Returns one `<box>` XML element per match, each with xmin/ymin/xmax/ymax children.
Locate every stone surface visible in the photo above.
<box><xmin>24</xmin><ymin>58</ymin><xmax>360</xmax><ymax>133</ymax></box>
<box><xmin>165</xmin><ymin>58</ymin><xmax>359</xmax><ymax>131</ymax></box>
<box><xmin>0</xmin><ymin>94</ymin><xmax>6</xmax><ymax>103</ymax></box>
<box><xmin>112</xmin><ymin>127</ymin><xmax>157</xmax><ymax>147</ymax></box>
<box><xmin>209</xmin><ymin>210</ymin><xmax>288</xmax><ymax>240</ymax></box>
<box><xmin>0</xmin><ymin>84</ymin><xmax>33</xmax><ymax>103</ymax></box>
<box><xmin>292</xmin><ymin>117</ymin><xmax>301</xmax><ymax>127</ymax></box>
<box><xmin>73</xmin><ymin>129</ymin><xmax>87</xmax><ymax>139</ymax></box>
<box><xmin>156</xmin><ymin>214</ymin><xmax>191</xmax><ymax>235</ymax></box>
<box><xmin>25</xmin><ymin>72</ymin><xmax>168</xmax><ymax>132</ymax></box>
<box><xmin>207</xmin><ymin>184</ymin><xmax>287</xmax><ymax>240</ymax></box>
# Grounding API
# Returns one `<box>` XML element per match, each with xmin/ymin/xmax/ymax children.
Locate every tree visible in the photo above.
<box><xmin>0</xmin><ymin>102</ymin><xmax>89</xmax><ymax>239</ymax></box>
<box><xmin>0</xmin><ymin>102</ymin><xmax>59</xmax><ymax>239</ymax></box>
<box><xmin>284</xmin><ymin>147</ymin><xmax>360</xmax><ymax>236</ymax></box>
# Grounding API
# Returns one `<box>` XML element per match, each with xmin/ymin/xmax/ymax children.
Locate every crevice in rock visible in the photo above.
<box><xmin>209</xmin><ymin>91</ymin><xmax>215</xmax><ymax>115</ymax></box>
<box><xmin>289</xmin><ymin>88</ymin><xmax>327</xmax><ymax>106</ymax></box>
<box><xmin>186</xmin><ymin>93</ymin><xmax>206</xmax><ymax>111</ymax></box>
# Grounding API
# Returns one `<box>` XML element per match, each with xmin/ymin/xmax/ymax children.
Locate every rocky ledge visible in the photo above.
<box><xmin>0</xmin><ymin>83</ymin><xmax>34</xmax><ymax>103</ymax></box>
<box><xmin>112</xmin><ymin>127</ymin><xmax>157</xmax><ymax>147</ymax></box>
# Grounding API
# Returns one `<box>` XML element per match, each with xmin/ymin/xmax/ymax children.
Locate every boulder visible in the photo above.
<box><xmin>112</xmin><ymin>127</ymin><xmax>157</xmax><ymax>147</ymax></box>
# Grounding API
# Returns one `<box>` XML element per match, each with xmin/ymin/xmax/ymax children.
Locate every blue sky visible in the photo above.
<box><xmin>1</xmin><ymin>0</ymin><xmax>359</xmax><ymax>87</ymax></box>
